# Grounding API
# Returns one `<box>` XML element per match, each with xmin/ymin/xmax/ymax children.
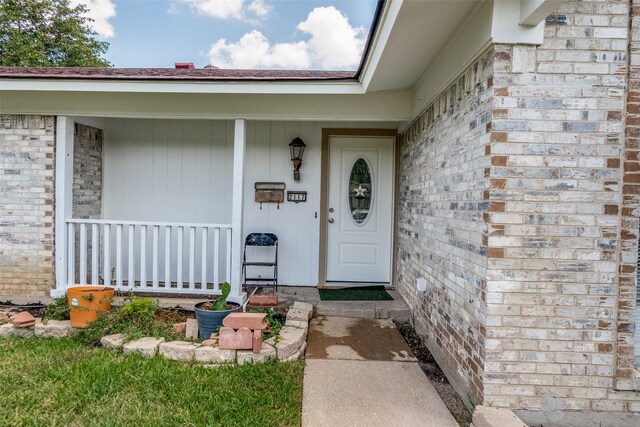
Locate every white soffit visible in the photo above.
<box><xmin>362</xmin><ymin>0</ymin><xmax>562</xmax><ymax>93</ymax></box>
<box><xmin>363</xmin><ymin>0</ymin><xmax>478</xmax><ymax>92</ymax></box>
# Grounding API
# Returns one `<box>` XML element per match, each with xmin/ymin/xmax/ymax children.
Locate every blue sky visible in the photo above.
<box><xmin>72</xmin><ymin>0</ymin><xmax>379</xmax><ymax>69</ymax></box>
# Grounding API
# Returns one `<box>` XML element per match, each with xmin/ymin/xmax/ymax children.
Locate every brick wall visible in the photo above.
<box><xmin>0</xmin><ymin>116</ymin><xmax>55</xmax><ymax>296</ymax></box>
<box><xmin>397</xmin><ymin>0</ymin><xmax>640</xmax><ymax>416</ymax></box>
<box><xmin>396</xmin><ymin>48</ymin><xmax>494</xmax><ymax>406</ymax></box>
<box><xmin>72</xmin><ymin>124</ymin><xmax>102</xmax><ymax>219</ymax></box>
<box><xmin>71</xmin><ymin>123</ymin><xmax>103</xmax><ymax>284</ymax></box>
<box><xmin>485</xmin><ymin>0</ymin><xmax>640</xmax><ymax>413</ymax></box>
<box><xmin>619</xmin><ymin>0</ymin><xmax>640</xmax><ymax>390</ymax></box>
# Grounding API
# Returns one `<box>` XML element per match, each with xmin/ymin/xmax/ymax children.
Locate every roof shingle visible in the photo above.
<box><xmin>0</xmin><ymin>67</ymin><xmax>356</xmax><ymax>81</ymax></box>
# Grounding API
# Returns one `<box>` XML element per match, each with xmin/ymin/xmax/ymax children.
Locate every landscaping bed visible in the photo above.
<box><xmin>395</xmin><ymin>321</ymin><xmax>472</xmax><ymax>427</ymax></box>
<box><xmin>1</xmin><ymin>295</ymin><xmax>312</xmax><ymax>367</ymax></box>
<box><xmin>0</xmin><ymin>337</ymin><xmax>303</xmax><ymax>426</ymax></box>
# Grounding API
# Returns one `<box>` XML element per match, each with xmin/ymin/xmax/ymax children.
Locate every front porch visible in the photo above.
<box><xmin>55</xmin><ymin>117</ymin><xmax>247</xmax><ymax>301</ymax></box>
<box><xmin>54</xmin><ymin>116</ymin><xmax>399</xmax><ymax>302</ymax></box>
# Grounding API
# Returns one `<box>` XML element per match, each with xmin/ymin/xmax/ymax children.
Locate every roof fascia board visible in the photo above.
<box><xmin>359</xmin><ymin>0</ymin><xmax>404</xmax><ymax>92</ymax></box>
<box><xmin>0</xmin><ymin>78</ymin><xmax>366</xmax><ymax>95</ymax></box>
<box><xmin>0</xmin><ymin>90</ymin><xmax>414</xmax><ymax>122</ymax></box>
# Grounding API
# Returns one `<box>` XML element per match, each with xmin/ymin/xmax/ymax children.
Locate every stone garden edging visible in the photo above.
<box><xmin>0</xmin><ymin>301</ymin><xmax>314</xmax><ymax>366</ymax></box>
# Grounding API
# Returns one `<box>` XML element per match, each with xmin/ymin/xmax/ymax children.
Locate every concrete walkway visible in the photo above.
<box><xmin>302</xmin><ymin>316</ymin><xmax>458</xmax><ymax>427</ymax></box>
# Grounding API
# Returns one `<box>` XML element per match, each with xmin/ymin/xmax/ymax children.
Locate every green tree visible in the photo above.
<box><xmin>0</xmin><ymin>0</ymin><xmax>110</xmax><ymax>67</ymax></box>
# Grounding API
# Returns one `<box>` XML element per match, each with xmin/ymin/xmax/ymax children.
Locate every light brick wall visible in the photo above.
<box><xmin>485</xmin><ymin>0</ymin><xmax>640</xmax><ymax>412</ymax></box>
<box><xmin>619</xmin><ymin>0</ymin><xmax>640</xmax><ymax>390</ymax></box>
<box><xmin>71</xmin><ymin>123</ymin><xmax>103</xmax><ymax>284</ymax></box>
<box><xmin>396</xmin><ymin>49</ymin><xmax>494</xmax><ymax>406</ymax></box>
<box><xmin>0</xmin><ymin>115</ymin><xmax>55</xmax><ymax>296</ymax></box>
<box><xmin>72</xmin><ymin>124</ymin><xmax>102</xmax><ymax>219</ymax></box>
<box><xmin>398</xmin><ymin>0</ymin><xmax>640</xmax><ymax>414</ymax></box>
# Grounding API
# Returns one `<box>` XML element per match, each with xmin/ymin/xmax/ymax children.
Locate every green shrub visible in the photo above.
<box><xmin>264</xmin><ymin>309</ymin><xmax>283</xmax><ymax>342</ymax></box>
<box><xmin>43</xmin><ymin>294</ymin><xmax>70</xmax><ymax>321</ymax></box>
<box><xmin>119</xmin><ymin>297</ymin><xmax>158</xmax><ymax>322</ymax></box>
<box><xmin>247</xmin><ymin>308</ymin><xmax>283</xmax><ymax>342</ymax></box>
<box><xmin>74</xmin><ymin>297</ymin><xmax>182</xmax><ymax>345</ymax></box>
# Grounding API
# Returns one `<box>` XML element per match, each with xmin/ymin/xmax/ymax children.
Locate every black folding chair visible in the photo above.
<box><xmin>242</xmin><ymin>233</ymin><xmax>278</xmax><ymax>291</ymax></box>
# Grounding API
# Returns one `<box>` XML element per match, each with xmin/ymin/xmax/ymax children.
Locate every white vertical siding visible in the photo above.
<box><xmin>102</xmin><ymin>118</ymin><xmax>396</xmax><ymax>287</ymax></box>
<box><xmin>103</xmin><ymin>119</ymin><xmax>234</xmax><ymax>283</ymax></box>
<box><xmin>104</xmin><ymin>119</ymin><xmax>233</xmax><ymax>223</ymax></box>
<box><xmin>242</xmin><ymin>121</ymin><xmax>397</xmax><ymax>286</ymax></box>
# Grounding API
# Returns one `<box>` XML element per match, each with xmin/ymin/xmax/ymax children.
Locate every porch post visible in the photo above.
<box><xmin>229</xmin><ymin>119</ymin><xmax>246</xmax><ymax>303</ymax></box>
<box><xmin>53</xmin><ymin>116</ymin><xmax>74</xmax><ymax>297</ymax></box>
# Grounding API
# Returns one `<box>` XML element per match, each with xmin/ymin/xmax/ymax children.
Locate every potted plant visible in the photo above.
<box><xmin>194</xmin><ymin>282</ymin><xmax>242</xmax><ymax>339</ymax></box>
<box><xmin>67</xmin><ymin>286</ymin><xmax>114</xmax><ymax>328</ymax></box>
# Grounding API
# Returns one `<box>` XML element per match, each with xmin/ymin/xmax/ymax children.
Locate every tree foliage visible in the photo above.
<box><xmin>0</xmin><ymin>0</ymin><xmax>110</xmax><ymax>67</ymax></box>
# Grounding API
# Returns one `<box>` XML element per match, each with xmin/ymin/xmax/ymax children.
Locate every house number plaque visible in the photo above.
<box><xmin>287</xmin><ymin>191</ymin><xmax>307</xmax><ymax>203</ymax></box>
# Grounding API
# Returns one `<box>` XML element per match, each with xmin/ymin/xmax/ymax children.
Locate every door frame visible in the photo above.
<box><xmin>318</xmin><ymin>128</ymin><xmax>399</xmax><ymax>287</ymax></box>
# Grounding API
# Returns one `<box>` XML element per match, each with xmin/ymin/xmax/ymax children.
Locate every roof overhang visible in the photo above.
<box><xmin>0</xmin><ymin>0</ymin><xmax>562</xmax><ymax>122</ymax></box>
<box><xmin>360</xmin><ymin>0</ymin><xmax>561</xmax><ymax>94</ymax></box>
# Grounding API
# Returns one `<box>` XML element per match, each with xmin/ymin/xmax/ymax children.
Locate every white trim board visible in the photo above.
<box><xmin>0</xmin><ymin>79</ymin><xmax>365</xmax><ymax>95</ymax></box>
<box><xmin>0</xmin><ymin>91</ymin><xmax>413</xmax><ymax>122</ymax></box>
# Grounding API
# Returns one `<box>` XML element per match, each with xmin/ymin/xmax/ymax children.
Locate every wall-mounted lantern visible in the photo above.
<box><xmin>289</xmin><ymin>137</ymin><xmax>306</xmax><ymax>182</ymax></box>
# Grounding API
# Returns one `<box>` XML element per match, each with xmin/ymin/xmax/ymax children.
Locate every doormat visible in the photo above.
<box><xmin>318</xmin><ymin>286</ymin><xmax>393</xmax><ymax>301</ymax></box>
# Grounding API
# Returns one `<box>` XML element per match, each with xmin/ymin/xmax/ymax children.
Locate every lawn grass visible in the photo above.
<box><xmin>0</xmin><ymin>337</ymin><xmax>304</xmax><ymax>426</ymax></box>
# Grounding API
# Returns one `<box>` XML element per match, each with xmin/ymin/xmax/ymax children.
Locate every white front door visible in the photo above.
<box><xmin>326</xmin><ymin>136</ymin><xmax>394</xmax><ymax>283</ymax></box>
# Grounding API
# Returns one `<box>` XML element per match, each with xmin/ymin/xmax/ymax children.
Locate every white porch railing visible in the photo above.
<box><xmin>65</xmin><ymin>219</ymin><xmax>232</xmax><ymax>295</ymax></box>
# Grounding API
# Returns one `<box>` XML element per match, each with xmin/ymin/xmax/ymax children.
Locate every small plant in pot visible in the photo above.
<box><xmin>194</xmin><ymin>282</ymin><xmax>242</xmax><ymax>339</ymax></box>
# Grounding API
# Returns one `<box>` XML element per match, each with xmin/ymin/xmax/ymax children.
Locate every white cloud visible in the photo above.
<box><xmin>209</xmin><ymin>30</ymin><xmax>310</xmax><ymax>69</ymax></box>
<box><xmin>207</xmin><ymin>6</ymin><xmax>366</xmax><ymax>70</ymax></box>
<box><xmin>179</xmin><ymin>0</ymin><xmax>270</xmax><ymax>21</ymax></box>
<box><xmin>247</xmin><ymin>0</ymin><xmax>270</xmax><ymax>18</ymax></box>
<box><xmin>297</xmin><ymin>6</ymin><xmax>365</xmax><ymax>69</ymax></box>
<box><xmin>181</xmin><ymin>0</ymin><xmax>243</xmax><ymax>20</ymax></box>
<box><xmin>69</xmin><ymin>0</ymin><xmax>117</xmax><ymax>39</ymax></box>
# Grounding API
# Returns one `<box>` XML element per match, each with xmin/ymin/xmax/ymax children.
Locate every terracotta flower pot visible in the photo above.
<box><xmin>67</xmin><ymin>286</ymin><xmax>114</xmax><ymax>328</ymax></box>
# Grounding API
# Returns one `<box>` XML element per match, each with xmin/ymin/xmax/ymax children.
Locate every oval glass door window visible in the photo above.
<box><xmin>349</xmin><ymin>158</ymin><xmax>373</xmax><ymax>224</ymax></box>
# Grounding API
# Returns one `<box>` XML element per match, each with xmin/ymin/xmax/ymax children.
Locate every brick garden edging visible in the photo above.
<box><xmin>0</xmin><ymin>301</ymin><xmax>313</xmax><ymax>366</ymax></box>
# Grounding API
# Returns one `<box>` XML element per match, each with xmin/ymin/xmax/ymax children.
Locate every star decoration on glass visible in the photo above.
<box><xmin>353</xmin><ymin>184</ymin><xmax>368</xmax><ymax>198</ymax></box>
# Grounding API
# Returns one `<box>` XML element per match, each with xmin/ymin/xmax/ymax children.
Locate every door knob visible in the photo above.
<box><xmin>328</xmin><ymin>218</ymin><xmax>335</xmax><ymax>223</ymax></box>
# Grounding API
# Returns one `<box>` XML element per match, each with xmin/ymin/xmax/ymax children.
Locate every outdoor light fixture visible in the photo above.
<box><xmin>289</xmin><ymin>137</ymin><xmax>306</xmax><ymax>182</ymax></box>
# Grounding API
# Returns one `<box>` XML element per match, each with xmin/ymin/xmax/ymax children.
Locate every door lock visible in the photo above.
<box><xmin>329</xmin><ymin>208</ymin><xmax>334</xmax><ymax>213</ymax></box>
<box><xmin>328</xmin><ymin>218</ymin><xmax>335</xmax><ymax>223</ymax></box>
